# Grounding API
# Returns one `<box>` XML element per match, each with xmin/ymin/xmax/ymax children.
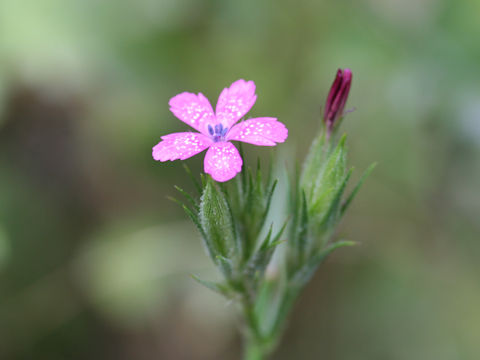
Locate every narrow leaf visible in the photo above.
<box><xmin>174</xmin><ymin>185</ymin><xmax>199</xmax><ymax>212</ymax></box>
<box><xmin>259</xmin><ymin>179</ymin><xmax>278</xmax><ymax>231</ymax></box>
<box><xmin>259</xmin><ymin>224</ymin><xmax>274</xmax><ymax>251</ymax></box>
<box><xmin>181</xmin><ymin>205</ymin><xmax>204</xmax><ymax>240</ymax></box>
<box><xmin>167</xmin><ymin>195</ymin><xmax>185</xmax><ymax>209</ymax></box>
<box><xmin>291</xmin><ymin>240</ymin><xmax>356</xmax><ymax>287</ymax></box>
<box><xmin>183</xmin><ymin>164</ymin><xmax>202</xmax><ymax>195</ymax></box>
<box><xmin>268</xmin><ymin>218</ymin><xmax>289</xmax><ymax>249</ymax></box>
<box><xmin>190</xmin><ymin>274</ymin><xmax>232</xmax><ymax>297</ymax></box>
<box><xmin>297</xmin><ymin>190</ymin><xmax>309</xmax><ymax>262</ymax></box>
<box><xmin>341</xmin><ymin>162</ymin><xmax>376</xmax><ymax>215</ymax></box>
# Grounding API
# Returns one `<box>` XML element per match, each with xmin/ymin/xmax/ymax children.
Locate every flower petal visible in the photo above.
<box><xmin>152</xmin><ymin>132</ymin><xmax>212</xmax><ymax>161</ymax></box>
<box><xmin>169</xmin><ymin>92</ymin><xmax>215</xmax><ymax>135</ymax></box>
<box><xmin>215</xmin><ymin>79</ymin><xmax>257</xmax><ymax>128</ymax></box>
<box><xmin>204</xmin><ymin>142</ymin><xmax>243</xmax><ymax>182</ymax></box>
<box><xmin>227</xmin><ymin>117</ymin><xmax>288</xmax><ymax>146</ymax></box>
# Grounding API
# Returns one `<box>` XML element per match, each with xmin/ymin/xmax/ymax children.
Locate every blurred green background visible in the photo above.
<box><xmin>1</xmin><ymin>0</ymin><xmax>479</xmax><ymax>359</ymax></box>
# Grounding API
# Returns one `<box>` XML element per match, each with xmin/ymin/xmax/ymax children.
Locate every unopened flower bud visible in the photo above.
<box><xmin>324</xmin><ymin>68</ymin><xmax>352</xmax><ymax>135</ymax></box>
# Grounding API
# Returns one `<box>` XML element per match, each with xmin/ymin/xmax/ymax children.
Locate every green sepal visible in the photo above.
<box><xmin>308</xmin><ymin>134</ymin><xmax>347</xmax><ymax>218</ymax></box>
<box><xmin>296</xmin><ymin>190</ymin><xmax>309</xmax><ymax>263</ymax></box>
<box><xmin>300</xmin><ymin>130</ymin><xmax>328</xmax><ymax>192</ymax></box>
<box><xmin>200</xmin><ymin>173</ymin><xmax>207</xmax><ymax>188</ymax></box>
<box><xmin>199</xmin><ymin>178</ymin><xmax>238</xmax><ymax>265</ymax></box>
<box><xmin>317</xmin><ymin>167</ymin><xmax>353</xmax><ymax>232</ymax></box>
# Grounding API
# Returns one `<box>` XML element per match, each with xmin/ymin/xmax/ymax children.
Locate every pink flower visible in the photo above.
<box><xmin>152</xmin><ymin>79</ymin><xmax>288</xmax><ymax>182</ymax></box>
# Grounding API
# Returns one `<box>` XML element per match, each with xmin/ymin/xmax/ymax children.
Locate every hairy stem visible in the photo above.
<box><xmin>244</xmin><ymin>338</ymin><xmax>264</xmax><ymax>360</ymax></box>
<box><xmin>242</xmin><ymin>301</ymin><xmax>268</xmax><ymax>360</ymax></box>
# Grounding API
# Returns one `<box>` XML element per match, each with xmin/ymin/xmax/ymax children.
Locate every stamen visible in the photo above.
<box><xmin>208</xmin><ymin>123</ymin><xmax>228</xmax><ymax>142</ymax></box>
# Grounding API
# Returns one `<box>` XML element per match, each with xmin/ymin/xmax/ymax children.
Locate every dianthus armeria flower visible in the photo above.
<box><xmin>152</xmin><ymin>79</ymin><xmax>288</xmax><ymax>182</ymax></box>
<box><xmin>324</xmin><ymin>68</ymin><xmax>352</xmax><ymax>136</ymax></box>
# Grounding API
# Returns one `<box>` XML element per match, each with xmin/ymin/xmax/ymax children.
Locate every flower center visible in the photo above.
<box><xmin>208</xmin><ymin>123</ymin><xmax>228</xmax><ymax>142</ymax></box>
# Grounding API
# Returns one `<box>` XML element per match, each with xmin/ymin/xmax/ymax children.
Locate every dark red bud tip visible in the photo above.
<box><xmin>324</xmin><ymin>68</ymin><xmax>353</xmax><ymax>134</ymax></box>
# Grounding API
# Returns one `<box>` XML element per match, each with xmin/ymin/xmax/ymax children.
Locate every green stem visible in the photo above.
<box><xmin>241</xmin><ymin>284</ymin><xmax>299</xmax><ymax>360</ymax></box>
<box><xmin>244</xmin><ymin>338</ymin><xmax>264</xmax><ymax>360</ymax></box>
<box><xmin>269</xmin><ymin>286</ymin><xmax>299</xmax><ymax>345</ymax></box>
<box><xmin>242</xmin><ymin>301</ymin><xmax>267</xmax><ymax>360</ymax></box>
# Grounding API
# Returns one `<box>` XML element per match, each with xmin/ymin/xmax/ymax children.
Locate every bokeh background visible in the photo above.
<box><xmin>1</xmin><ymin>0</ymin><xmax>480</xmax><ymax>359</ymax></box>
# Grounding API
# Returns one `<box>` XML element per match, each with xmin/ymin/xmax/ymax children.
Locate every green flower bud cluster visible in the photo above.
<box><xmin>174</xmin><ymin>161</ymin><xmax>286</xmax><ymax>306</ymax></box>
